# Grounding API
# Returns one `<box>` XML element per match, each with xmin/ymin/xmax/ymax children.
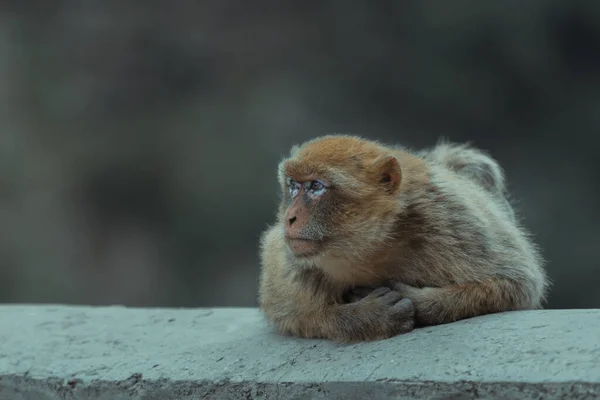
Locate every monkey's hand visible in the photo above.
<box><xmin>342</xmin><ymin>287</ymin><xmax>415</xmax><ymax>339</ymax></box>
<box><xmin>346</xmin><ymin>282</ymin><xmax>417</xmax><ymax>302</ymax></box>
<box><xmin>388</xmin><ymin>282</ymin><xmax>419</xmax><ymax>298</ymax></box>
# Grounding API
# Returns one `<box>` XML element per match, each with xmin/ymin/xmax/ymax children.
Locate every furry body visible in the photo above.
<box><xmin>259</xmin><ymin>135</ymin><xmax>548</xmax><ymax>342</ymax></box>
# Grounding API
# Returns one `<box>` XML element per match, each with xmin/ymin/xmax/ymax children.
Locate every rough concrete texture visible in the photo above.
<box><xmin>0</xmin><ymin>306</ymin><xmax>599</xmax><ymax>400</ymax></box>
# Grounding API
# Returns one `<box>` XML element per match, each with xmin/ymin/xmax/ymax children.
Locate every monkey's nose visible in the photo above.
<box><xmin>288</xmin><ymin>216</ymin><xmax>297</xmax><ymax>226</ymax></box>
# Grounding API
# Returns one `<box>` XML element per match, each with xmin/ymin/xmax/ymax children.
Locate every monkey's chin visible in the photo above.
<box><xmin>286</xmin><ymin>238</ymin><xmax>322</xmax><ymax>258</ymax></box>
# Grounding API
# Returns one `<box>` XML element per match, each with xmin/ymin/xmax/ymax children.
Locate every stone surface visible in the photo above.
<box><xmin>0</xmin><ymin>306</ymin><xmax>599</xmax><ymax>399</ymax></box>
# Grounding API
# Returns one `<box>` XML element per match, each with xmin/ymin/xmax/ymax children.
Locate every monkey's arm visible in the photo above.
<box><xmin>390</xmin><ymin>278</ymin><xmax>535</xmax><ymax>326</ymax></box>
<box><xmin>260</xmin><ymin>280</ymin><xmax>414</xmax><ymax>342</ymax></box>
<box><xmin>259</xmin><ymin>227</ymin><xmax>414</xmax><ymax>341</ymax></box>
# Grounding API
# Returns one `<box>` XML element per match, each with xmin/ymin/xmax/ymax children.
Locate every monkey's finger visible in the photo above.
<box><xmin>391</xmin><ymin>298</ymin><xmax>415</xmax><ymax>317</ymax></box>
<box><xmin>388</xmin><ymin>298</ymin><xmax>416</xmax><ymax>334</ymax></box>
<box><xmin>390</xmin><ymin>282</ymin><xmax>411</xmax><ymax>294</ymax></box>
<box><xmin>380</xmin><ymin>290</ymin><xmax>404</xmax><ymax>305</ymax></box>
<box><xmin>366</xmin><ymin>287</ymin><xmax>391</xmax><ymax>298</ymax></box>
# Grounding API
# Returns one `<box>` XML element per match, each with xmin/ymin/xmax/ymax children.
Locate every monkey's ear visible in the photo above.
<box><xmin>372</xmin><ymin>156</ymin><xmax>402</xmax><ymax>194</ymax></box>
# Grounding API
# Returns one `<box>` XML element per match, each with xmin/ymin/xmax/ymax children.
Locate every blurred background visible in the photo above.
<box><xmin>1</xmin><ymin>1</ymin><xmax>598</xmax><ymax>309</ymax></box>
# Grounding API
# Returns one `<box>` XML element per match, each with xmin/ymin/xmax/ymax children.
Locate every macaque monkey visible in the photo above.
<box><xmin>258</xmin><ymin>135</ymin><xmax>548</xmax><ymax>342</ymax></box>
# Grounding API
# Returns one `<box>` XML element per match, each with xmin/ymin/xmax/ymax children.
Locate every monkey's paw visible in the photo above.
<box><xmin>348</xmin><ymin>287</ymin><xmax>415</xmax><ymax>337</ymax></box>
<box><xmin>389</xmin><ymin>282</ymin><xmax>417</xmax><ymax>298</ymax></box>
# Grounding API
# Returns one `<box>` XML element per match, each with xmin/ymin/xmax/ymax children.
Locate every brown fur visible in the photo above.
<box><xmin>258</xmin><ymin>135</ymin><xmax>549</xmax><ymax>342</ymax></box>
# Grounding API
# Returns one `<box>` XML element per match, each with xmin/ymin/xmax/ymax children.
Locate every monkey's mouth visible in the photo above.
<box><xmin>285</xmin><ymin>237</ymin><xmax>323</xmax><ymax>257</ymax></box>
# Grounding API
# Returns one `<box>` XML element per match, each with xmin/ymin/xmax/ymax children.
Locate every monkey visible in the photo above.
<box><xmin>258</xmin><ymin>135</ymin><xmax>548</xmax><ymax>342</ymax></box>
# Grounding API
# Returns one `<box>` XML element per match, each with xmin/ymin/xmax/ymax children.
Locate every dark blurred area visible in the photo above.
<box><xmin>1</xmin><ymin>1</ymin><xmax>598</xmax><ymax>309</ymax></box>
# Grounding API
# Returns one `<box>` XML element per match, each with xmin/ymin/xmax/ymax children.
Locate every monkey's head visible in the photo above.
<box><xmin>276</xmin><ymin>135</ymin><xmax>403</xmax><ymax>264</ymax></box>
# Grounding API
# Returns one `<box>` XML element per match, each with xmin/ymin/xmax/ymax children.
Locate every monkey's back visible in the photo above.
<box><xmin>417</xmin><ymin>141</ymin><xmax>516</xmax><ymax>221</ymax></box>
<box><xmin>392</xmin><ymin>159</ymin><xmax>548</xmax><ymax>308</ymax></box>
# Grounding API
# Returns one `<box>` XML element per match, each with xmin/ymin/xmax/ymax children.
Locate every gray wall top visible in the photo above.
<box><xmin>0</xmin><ymin>306</ymin><xmax>599</xmax><ymax>399</ymax></box>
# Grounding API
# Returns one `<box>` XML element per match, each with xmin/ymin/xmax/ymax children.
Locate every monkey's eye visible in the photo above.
<box><xmin>286</xmin><ymin>178</ymin><xmax>300</xmax><ymax>197</ymax></box>
<box><xmin>308</xmin><ymin>180</ymin><xmax>327</xmax><ymax>195</ymax></box>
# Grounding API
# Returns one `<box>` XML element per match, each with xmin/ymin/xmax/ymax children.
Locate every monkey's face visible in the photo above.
<box><xmin>277</xmin><ymin>136</ymin><xmax>403</xmax><ymax>262</ymax></box>
<box><xmin>280</xmin><ymin>175</ymin><xmax>335</xmax><ymax>258</ymax></box>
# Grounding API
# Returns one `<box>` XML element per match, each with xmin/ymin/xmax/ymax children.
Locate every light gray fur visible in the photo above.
<box><xmin>416</xmin><ymin>140</ymin><xmax>516</xmax><ymax>222</ymax></box>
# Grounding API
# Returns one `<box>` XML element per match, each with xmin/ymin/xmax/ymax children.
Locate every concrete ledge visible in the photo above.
<box><xmin>0</xmin><ymin>306</ymin><xmax>598</xmax><ymax>400</ymax></box>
